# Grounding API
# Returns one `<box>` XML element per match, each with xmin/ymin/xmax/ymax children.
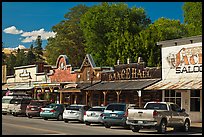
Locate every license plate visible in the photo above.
<box><xmin>138</xmin><ymin>121</ymin><xmax>143</xmax><ymax>124</ymax></box>
<box><xmin>111</xmin><ymin>114</ymin><xmax>117</xmax><ymax>117</ymax></box>
<box><xmin>31</xmin><ymin>108</ymin><xmax>35</xmax><ymax>110</ymax></box>
<box><xmin>45</xmin><ymin>110</ymin><xmax>50</xmax><ymax>112</ymax></box>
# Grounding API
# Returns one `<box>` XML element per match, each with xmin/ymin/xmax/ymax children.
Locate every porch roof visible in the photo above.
<box><xmin>83</xmin><ymin>79</ymin><xmax>161</xmax><ymax>91</ymax></box>
<box><xmin>144</xmin><ymin>78</ymin><xmax>202</xmax><ymax>90</ymax></box>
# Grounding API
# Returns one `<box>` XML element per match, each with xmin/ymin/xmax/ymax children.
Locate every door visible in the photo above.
<box><xmin>169</xmin><ymin>104</ymin><xmax>183</xmax><ymax>126</ymax></box>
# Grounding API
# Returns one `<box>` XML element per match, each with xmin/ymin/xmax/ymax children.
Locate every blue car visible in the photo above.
<box><xmin>101</xmin><ymin>103</ymin><xmax>129</xmax><ymax>128</ymax></box>
<box><xmin>40</xmin><ymin>103</ymin><xmax>65</xmax><ymax>121</ymax></box>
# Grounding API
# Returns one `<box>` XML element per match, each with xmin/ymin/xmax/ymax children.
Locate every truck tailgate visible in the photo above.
<box><xmin>127</xmin><ymin>109</ymin><xmax>155</xmax><ymax>121</ymax></box>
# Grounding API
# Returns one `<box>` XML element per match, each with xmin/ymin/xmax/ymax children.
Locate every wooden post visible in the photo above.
<box><xmin>102</xmin><ymin>91</ymin><xmax>108</xmax><ymax>106</ymax></box>
<box><xmin>137</xmin><ymin>90</ymin><xmax>142</xmax><ymax>108</ymax></box>
<box><xmin>89</xmin><ymin>91</ymin><xmax>92</xmax><ymax>106</ymax></box>
<box><xmin>98</xmin><ymin>93</ymin><xmax>101</xmax><ymax>106</ymax></box>
<box><xmin>85</xmin><ymin>91</ymin><xmax>89</xmax><ymax>106</ymax></box>
<box><xmin>60</xmin><ymin>92</ymin><xmax>63</xmax><ymax>104</ymax></box>
<box><xmin>116</xmin><ymin>91</ymin><xmax>121</xmax><ymax>103</ymax></box>
<box><xmin>34</xmin><ymin>88</ymin><xmax>37</xmax><ymax>99</ymax></box>
<box><xmin>74</xmin><ymin>94</ymin><xmax>77</xmax><ymax>104</ymax></box>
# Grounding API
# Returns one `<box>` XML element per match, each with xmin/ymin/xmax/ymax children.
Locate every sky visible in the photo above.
<box><xmin>2</xmin><ymin>2</ymin><xmax>185</xmax><ymax>49</ymax></box>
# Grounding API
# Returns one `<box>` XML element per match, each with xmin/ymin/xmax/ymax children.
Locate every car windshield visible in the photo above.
<box><xmin>45</xmin><ymin>104</ymin><xmax>57</xmax><ymax>108</ymax></box>
<box><xmin>88</xmin><ymin>107</ymin><xmax>105</xmax><ymax>112</ymax></box>
<box><xmin>2</xmin><ymin>98</ymin><xmax>12</xmax><ymax>103</ymax></box>
<box><xmin>106</xmin><ymin>104</ymin><xmax>125</xmax><ymax>111</ymax></box>
<box><xmin>10</xmin><ymin>99</ymin><xmax>22</xmax><ymax>104</ymax></box>
<box><xmin>66</xmin><ymin>106</ymin><xmax>82</xmax><ymax>111</ymax></box>
<box><xmin>30</xmin><ymin>101</ymin><xmax>46</xmax><ymax>106</ymax></box>
<box><xmin>145</xmin><ymin>103</ymin><xmax>168</xmax><ymax>110</ymax></box>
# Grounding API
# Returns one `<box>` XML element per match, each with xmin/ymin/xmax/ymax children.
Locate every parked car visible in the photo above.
<box><xmin>40</xmin><ymin>103</ymin><xmax>65</xmax><ymax>121</ymax></box>
<box><xmin>101</xmin><ymin>103</ymin><xmax>133</xmax><ymax>128</ymax></box>
<box><xmin>126</xmin><ymin>101</ymin><xmax>191</xmax><ymax>133</ymax></box>
<box><xmin>10</xmin><ymin>97</ymin><xmax>32</xmax><ymax>116</ymax></box>
<box><xmin>2</xmin><ymin>93</ymin><xmax>30</xmax><ymax>115</ymax></box>
<box><xmin>84</xmin><ymin>106</ymin><xmax>106</xmax><ymax>125</ymax></box>
<box><xmin>63</xmin><ymin>104</ymin><xmax>91</xmax><ymax>123</ymax></box>
<box><xmin>2</xmin><ymin>96</ymin><xmax>15</xmax><ymax>115</ymax></box>
<box><xmin>26</xmin><ymin>100</ymin><xmax>51</xmax><ymax>118</ymax></box>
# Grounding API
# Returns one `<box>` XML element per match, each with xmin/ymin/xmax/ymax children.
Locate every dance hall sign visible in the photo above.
<box><xmin>165</xmin><ymin>43</ymin><xmax>202</xmax><ymax>77</ymax></box>
<box><xmin>102</xmin><ymin>64</ymin><xmax>161</xmax><ymax>81</ymax></box>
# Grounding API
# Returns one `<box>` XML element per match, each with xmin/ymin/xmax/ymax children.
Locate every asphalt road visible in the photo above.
<box><xmin>2</xmin><ymin>115</ymin><xmax>202</xmax><ymax>135</ymax></box>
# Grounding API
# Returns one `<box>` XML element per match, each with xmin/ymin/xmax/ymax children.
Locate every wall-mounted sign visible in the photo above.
<box><xmin>166</xmin><ymin>46</ymin><xmax>202</xmax><ymax>74</ymax></box>
<box><xmin>102</xmin><ymin>64</ymin><xmax>160</xmax><ymax>81</ymax></box>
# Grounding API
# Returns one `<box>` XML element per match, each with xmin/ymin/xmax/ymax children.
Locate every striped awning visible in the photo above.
<box><xmin>144</xmin><ymin>78</ymin><xmax>202</xmax><ymax>90</ymax></box>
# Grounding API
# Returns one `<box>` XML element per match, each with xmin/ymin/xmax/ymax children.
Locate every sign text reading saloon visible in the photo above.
<box><xmin>175</xmin><ymin>46</ymin><xmax>202</xmax><ymax>74</ymax></box>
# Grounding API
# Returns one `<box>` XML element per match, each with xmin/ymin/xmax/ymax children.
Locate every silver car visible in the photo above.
<box><xmin>84</xmin><ymin>106</ymin><xmax>106</xmax><ymax>125</ymax></box>
<box><xmin>63</xmin><ymin>104</ymin><xmax>91</xmax><ymax>123</ymax></box>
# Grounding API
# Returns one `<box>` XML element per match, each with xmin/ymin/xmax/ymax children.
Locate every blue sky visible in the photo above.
<box><xmin>2</xmin><ymin>2</ymin><xmax>184</xmax><ymax>49</ymax></box>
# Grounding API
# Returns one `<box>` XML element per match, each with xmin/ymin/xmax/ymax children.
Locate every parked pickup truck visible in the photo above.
<box><xmin>126</xmin><ymin>102</ymin><xmax>191</xmax><ymax>134</ymax></box>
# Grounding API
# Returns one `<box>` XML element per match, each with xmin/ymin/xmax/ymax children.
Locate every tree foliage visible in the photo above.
<box><xmin>45</xmin><ymin>4</ymin><xmax>90</xmax><ymax>67</ymax></box>
<box><xmin>2</xmin><ymin>42</ymin><xmax>7</xmax><ymax>65</ymax></box>
<box><xmin>80</xmin><ymin>2</ymin><xmax>151</xmax><ymax>66</ymax></box>
<box><xmin>136</xmin><ymin>18</ymin><xmax>188</xmax><ymax>67</ymax></box>
<box><xmin>34</xmin><ymin>35</ymin><xmax>44</xmax><ymax>62</ymax></box>
<box><xmin>183</xmin><ymin>2</ymin><xmax>202</xmax><ymax>36</ymax></box>
<box><xmin>5</xmin><ymin>53</ymin><xmax>16</xmax><ymax>75</ymax></box>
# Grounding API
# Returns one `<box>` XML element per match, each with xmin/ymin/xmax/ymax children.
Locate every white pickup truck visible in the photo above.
<box><xmin>126</xmin><ymin>102</ymin><xmax>191</xmax><ymax>133</ymax></box>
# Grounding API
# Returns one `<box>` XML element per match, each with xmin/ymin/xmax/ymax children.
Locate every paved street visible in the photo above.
<box><xmin>2</xmin><ymin>115</ymin><xmax>202</xmax><ymax>135</ymax></box>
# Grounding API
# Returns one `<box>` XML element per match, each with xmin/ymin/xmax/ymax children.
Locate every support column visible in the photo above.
<box><xmin>137</xmin><ymin>90</ymin><xmax>142</xmax><ymax>108</ymax></box>
<box><xmin>98</xmin><ymin>93</ymin><xmax>101</xmax><ymax>106</ymax></box>
<box><xmin>102</xmin><ymin>91</ymin><xmax>108</xmax><ymax>106</ymax></box>
<box><xmin>89</xmin><ymin>91</ymin><xmax>92</xmax><ymax>106</ymax></box>
<box><xmin>60</xmin><ymin>92</ymin><xmax>63</xmax><ymax>104</ymax></box>
<box><xmin>74</xmin><ymin>94</ymin><xmax>77</xmax><ymax>104</ymax></box>
<box><xmin>34</xmin><ymin>88</ymin><xmax>37</xmax><ymax>99</ymax></box>
<box><xmin>85</xmin><ymin>91</ymin><xmax>89</xmax><ymax>106</ymax></box>
<box><xmin>116</xmin><ymin>91</ymin><xmax>121</xmax><ymax>103</ymax></box>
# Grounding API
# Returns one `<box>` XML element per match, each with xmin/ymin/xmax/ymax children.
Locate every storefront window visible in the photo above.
<box><xmin>164</xmin><ymin>90</ymin><xmax>181</xmax><ymax>107</ymax></box>
<box><xmin>190</xmin><ymin>90</ymin><xmax>200</xmax><ymax>112</ymax></box>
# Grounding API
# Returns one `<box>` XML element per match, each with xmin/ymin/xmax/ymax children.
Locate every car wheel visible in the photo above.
<box><xmin>12</xmin><ymin>113</ymin><xmax>18</xmax><ymax>117</ymax></box>
<box><xmin>27</xmin><ymin>114</ymin><xmax>32</xmax><ymax>118</ymax></box>
<box><xmin>130</xmin><ymin>125</ymin><xmax>140</xmax><ymax>132</ymax></box>
<box><xmin>182</xmin><ymin>120</ymin><xmax>190</xmax><ymax>132</ymax></box>
<box><xmin>158</xmin><ymin>120</ymin><xmax>166</xmax><ymax>134</ymax></box>
<box><xmin>44</xmin><ymin>118</ymin><xmax>48</xmax><ymax>120</ymax></box>
<box><xmin>57</xmin><ymin>114</ymin><xmax>63</xmax><ymax>121</ymax></box>
<box><xmin>64</xmin><ymin>120</ymin><xmax>69</xmax><ymax>123</ymax></box>
<box><xmin>85</xmin><ymin>122</ymin><xmax>91</xmax><ymax>126</ymax></box>
<box><xmin>104</xmin><ymin>123</ymin><xmax>111</xmax><ymax>128</ymax></box>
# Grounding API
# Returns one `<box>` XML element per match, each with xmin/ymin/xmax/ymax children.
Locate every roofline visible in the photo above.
<box><xmin>157</xmin><ymin>35</ymin><xmax>202</xmax><ymax>47</ymax></box>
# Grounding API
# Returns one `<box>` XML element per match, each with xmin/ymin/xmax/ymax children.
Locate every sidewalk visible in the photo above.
<box><xmin>191</xmin><ymin>122</ymin><xmax>202</xmax><ymax>128</ymax></box>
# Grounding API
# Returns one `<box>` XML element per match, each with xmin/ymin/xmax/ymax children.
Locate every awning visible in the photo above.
<box><xmin>57</xmin><ymin>82</ymin><xmax>95</xmax><ymax>93</ymax></box>
<box><xmin>144</xmin><ymin>78</ymin><xmax>202</xmax><ymax>90</ymax></box>
<box><xmin>58</xmin><ymin>88</ymin><xmax>81</xmax><ymax>93</ymax></box>
<box><xmin>3</xmin><ymin>83</ymin><xmax>34</xmax><ymax>91</ymax></box>
<box><xmin>84</xmin><ymin>79</ymin><xmax>161</xmax><ymax>91</ymax></box>
<box><xmin>33</xmin><ymin>83</ymin><xmax>60</xmax><ymax>88</ymax></box>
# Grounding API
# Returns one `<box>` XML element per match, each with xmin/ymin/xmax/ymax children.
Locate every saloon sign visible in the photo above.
<box><xmin>166</xmin><ymin>46</ymin><xmax>202</xmax><ymax>74</ymax></box>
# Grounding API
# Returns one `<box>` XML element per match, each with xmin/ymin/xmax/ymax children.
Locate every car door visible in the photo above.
<box><xmin>169</xmin><ymin>104</ymin><xmax>183</xmax><ymax>125</ymax></box>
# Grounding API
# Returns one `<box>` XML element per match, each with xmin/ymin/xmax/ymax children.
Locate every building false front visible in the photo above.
<box><xmin>145</xmin><ymin>35</ymin><xmax>202</xmax><ymax>122</ymax></box>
